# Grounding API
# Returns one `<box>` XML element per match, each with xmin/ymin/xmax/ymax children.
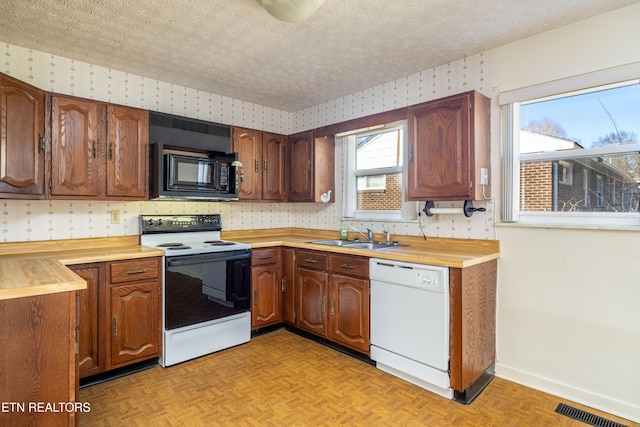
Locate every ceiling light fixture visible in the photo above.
<box><xmin>259</xmin><ymin>0</ymin><xmax>326</xmax><ymax>23</ymax></box>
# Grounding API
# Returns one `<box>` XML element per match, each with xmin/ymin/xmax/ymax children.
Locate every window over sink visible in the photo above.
<box><xmin>339</xmin><ymin>120</ymin><xmax>417</xmax><ymax>221</ymax></box>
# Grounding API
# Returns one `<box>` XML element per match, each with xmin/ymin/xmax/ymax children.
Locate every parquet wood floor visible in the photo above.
<box><xmin>80</xmin><ymin>329</ymin><xmax>637</xmax><ymax>426</ymax></box>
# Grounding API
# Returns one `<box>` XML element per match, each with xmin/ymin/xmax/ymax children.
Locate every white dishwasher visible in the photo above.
<box><xmin>369</xmin><ymin>258</ymin><xmax>453</xmax><ymax>399</ymax></box>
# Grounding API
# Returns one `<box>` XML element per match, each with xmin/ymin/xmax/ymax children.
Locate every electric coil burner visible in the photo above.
<box><xmin>140</xmin><ymin>214</ymin><xmax>251</xmax><ymax>367</ymax></box>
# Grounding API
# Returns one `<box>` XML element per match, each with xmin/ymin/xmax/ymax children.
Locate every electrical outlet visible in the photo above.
<box><xmin>110</xmin><ymin>210</ymin><xmax>120</xmax><ymax>224</ymax></box>
<box><xmin>432</xmin><ymin>214</ymin><xmax>440</xmax><ymax>223</ymax></box>
<box><xmin>480</xmin><ymin>167</ymin><xmax>489</xmax><ymax>185</ymax></box>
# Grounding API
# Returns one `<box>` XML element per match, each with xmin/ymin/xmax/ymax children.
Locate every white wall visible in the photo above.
<box><xmin>492</xmin><ymin>3</ymin><xmax>640</xmax><ymax>422</ymax></box>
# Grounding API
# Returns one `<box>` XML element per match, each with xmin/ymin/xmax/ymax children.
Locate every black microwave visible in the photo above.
<box><xmin>149</xmin><ymin>144</ymin><xmax>239</xmax><ymax>200</ymax></box>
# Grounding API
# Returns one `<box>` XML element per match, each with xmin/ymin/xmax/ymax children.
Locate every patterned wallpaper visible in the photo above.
<box><xmin>1</xmin><ymin>42</ymin><xmax>497</xmax><ymax>243</ymax></box>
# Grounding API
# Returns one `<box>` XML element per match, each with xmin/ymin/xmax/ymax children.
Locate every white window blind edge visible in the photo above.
<box><xmin>498</xmin><ymin>62</ymin><xmax>640</xmax><ymax>105</ymax></box>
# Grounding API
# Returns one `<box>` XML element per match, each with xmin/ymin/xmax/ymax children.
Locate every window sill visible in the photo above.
<box><xmin>496</xmin><ymin>221</ymin><xmax>640</xmax><ymax>232</ymax></box>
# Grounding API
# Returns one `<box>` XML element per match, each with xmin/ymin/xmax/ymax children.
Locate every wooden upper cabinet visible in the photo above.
<box><xmin>288</xmin><ymin>131</ymin><xmax>335</xmax><ymax>203</ymax></box>
<box><xmin>262</xmin><ymin>132</ymin><xmax>286</xmax><ymax>201</ymax></box>
<box><xmin>106</xmin><ymin>105</ymin><xmax>148</xmax><ymax>198</ymax></box>
<box><xmin>49</xmin><ymin>96</ymin><xmax>148</xmax><ymax>200</ymax></box>
<box><xmin>232</xmin><ymin>127</ymin><xmax>286</xmax><ymax>201</ymax></box>
<box><xmin>288</xmin><ymin>131</ymin><xmax>314</xmax><ymax>202</ymax></box>
<box><xmin>407</xmin><ymin>91</ymin><xmax>490</xmax><ymax>201</ymax></box>
<box><xmin>0</xmin><ymin>74</ymin><xmax>46</xmax><ymax>198</ymax></box>
<box><xmin>233</xmin><ymin>127</ymin><xmax>262</xmax><ymax>200</ymax></box>
<box><xmin>51</xmin><ymin>96</ymin><xmax>103</xmax><ymax>197</ymax></box>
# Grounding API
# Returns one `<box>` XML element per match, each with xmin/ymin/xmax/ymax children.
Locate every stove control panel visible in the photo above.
<box><xmin>140</xmin><ymin>214</ymin><xmax>222</xmax><ymax>234</ymax></box>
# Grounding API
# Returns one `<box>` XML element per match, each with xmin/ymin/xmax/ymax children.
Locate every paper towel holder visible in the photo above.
<box><xmin>423</xmin><ymin>200</ymin><xmax>486</xmax><ymax>218</ymax></box>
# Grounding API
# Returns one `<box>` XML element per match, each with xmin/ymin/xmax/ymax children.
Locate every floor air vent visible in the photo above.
<box><xmin>555</xmin><ymin>403</ymin><xmax>628</xmax><ymax>427</ymax></box>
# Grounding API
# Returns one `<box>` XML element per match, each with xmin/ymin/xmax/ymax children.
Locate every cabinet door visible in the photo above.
<box><xmin>296</xmin><ymin>267</ymin><xmax>328</xmax><ymax>336</ymax></box>
<box><xmin>328</xmin><ymin>273</ymin><xmax>370</xmax><ymax>353</ymax></box>
<box><xmin>0</xmin><ymin>74</ymin><xmax>45</xmax><ymax>197</ymax></box>
<box><xmin>281</xmin><ymin>248</ymin><xmax>296</xmax><ymax>324</ymax></box>
<box><xmin>407</xmin><ymin>93</ymin><xmax>471</xmax><ymax>200</ymax></box>
<box><xmin>262</xmin><ymin>132</ymin><xmax>286</xmax><ymax>201</ymax></box>
<box><xmin>50</xmin><ymin>96</ymin><xmax>103</xmax><ymax>197</ymax></box>
<box><xmin>105</xmin><ymin>105</ymin><xmax>148</xmax><ymax>198</ymax></box>
<box><xmin>288</xmin><ymin>131</ymin><xmax>314</xmax><ymax>202</ymax></box>
<box><xmin>70</xmin><ymin>264</ymin><xmax>105</xmax><ymax>378</ymax></box>
<box><xmin>109</xmin><ymin>281</ymin><xmax>159</xmax><ymax>367</ymax></box>
<box><xmin>0</xmin><ymin>292</ymin><xmax>77</xmax><ymax>426</ymax></box>
<box><xmin>232</xmin><ymin>127</ymin><xmax>263</xmax><ymax>200</ymax></box>
<box><xmin>251</xmin><ymin>264</ymin><xmax>281</xmax><ymax>329</ymax></box>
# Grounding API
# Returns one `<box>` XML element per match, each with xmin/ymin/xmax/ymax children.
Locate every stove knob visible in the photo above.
<box><xmin>155</xmin><ymin>219</ymin><xmax>163</xmax><ymax>226</ymax></box>
<box><xmin>146</xmin><ymin>219</ymin><xmax>154</xmax><ymax>226</ymax></box>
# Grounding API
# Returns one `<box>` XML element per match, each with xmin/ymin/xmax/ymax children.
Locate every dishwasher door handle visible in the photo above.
<box><xmin>375</xmin><ymin>261</ymin><xmax>413</xmax><ymax>269</ymax></box>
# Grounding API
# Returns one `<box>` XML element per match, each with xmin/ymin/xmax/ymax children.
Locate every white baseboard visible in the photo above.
<box><xmin>495</xmin><ymin>363</ymin><xmax>640</xmax><ymax>424</ymax></box>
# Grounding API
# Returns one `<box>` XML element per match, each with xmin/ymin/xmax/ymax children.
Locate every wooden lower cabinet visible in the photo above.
<box><xmin>109</xmin><ymin>280</ymin><xmax>160</xmax><ymax>367</ymax></box>
<box><xmin>281</xmin><ymin>248</ymin><xmax>296</xmax><ymax>324</ymax></box>
<box><xmin>0</xmin><ymin>292</ymin><xmax>78</xmax><ymax>426</ymax></box>
<box><xmin>449</xmin><ymin>260</ymin><xmax>497</xmax><ymax>394</ymax></box>
<box><xmin>296</xmin><ymin>267</ymin><xmax>329</xmax><ymax>336</ymax></box>
<box><xmin>327</xmin><ymin>254</ymin><xmax>370</xmax><ymax>353</ymax></box>
<box><xmin>295</xmin><ymin>250</ymin><xmax>370</xmax><ymax>354</ymax></box>
<box><xmin>70</xmin><ymin>257</ymin><xmax>161</xmax><ymax>379</ymax></box>
<box><xmin>70</xmin><ymin>263</ymin><xmax>105</xmax><ymax>378</ymax></box>
<box><xmin>250</xmin><ymin>248</ymin><xmax>282</xmax><ymax>329</ymax></box>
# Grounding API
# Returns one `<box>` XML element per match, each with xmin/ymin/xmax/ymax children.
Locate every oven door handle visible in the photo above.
<box><xmin>166</xmin><ymin>251</ymin><xmax>250</xmax><ymax>267</ymax></box>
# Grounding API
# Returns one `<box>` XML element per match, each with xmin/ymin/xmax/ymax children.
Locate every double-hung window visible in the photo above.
<box><xmin>341</xmin><ymin>120</ymin><xmax>417</xmax><ymax>220</ymax></box>
<box><xmin>502</xmin><ymin>75</ymin><xmax>640</xmax><ymax>227</ymax></box>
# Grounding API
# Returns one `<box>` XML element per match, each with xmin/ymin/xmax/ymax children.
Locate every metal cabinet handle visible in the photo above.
<box><xmin>409</xmin><ymin>144</ymin><xmax>414</xmax><ymax>162</ymax></box>
<box><xmin>281</xmin><ymin>277</ymin><xmax>286</xmax><ymax>292</ymax></box>
<box><xmin>91</xmin><ymin>140</ymin><xmax>97</xmax><ymax>158</ymax></box>
<box><xmin>264</xmin><ymin>158</ymin><xmax>268</xmax><ymax>173</ymax></box>
<box><xmin>255</xmin><ymin>159</ymin><xmax>259</xmax><ymax>172</ymax></box>
<box><xmin>330</xmin><ymin>299</ymin><xmax>335</xmax><ymax>316</ymax></box>
<box><xmin>253</xmin><ymin>290</ymin><xmax>258</xmax><ymax>306</ymax></box>
<box><xmin>108</xmin><ymin>142</ymin><xmax>113</xmax><ymax>160</ymax></box>
<box><xmin>38</xmin><ymin>134</ymin><xmax>45</xmax><ymax>154</ymax></box>
<box><xmin>113</xmin><ymin>316</ymin><xmax>118</xmax><ymax>337</ymax></box>
<box><xmin>322</xmin><ymin>295</ymin><xmax>326</xmax><ymax>314</ymax></box>
<box><xmin>259</xmin><ymin>255</ymin><xmax>272</xmax><ymax>259</ymax></box>
<box><xmin>341</xmin><ymin>264</ymin><xmax>356</xmax><ymax>269</ymax></box>
<box><xmin>304</xmin><ymin>258</ymin><xmax>318</xmax><ymax>263</ymax></box>
<box><xmin>126</xmin><ymin>268</ymin><xmax>147</xmax><ymax>275</ymax></box>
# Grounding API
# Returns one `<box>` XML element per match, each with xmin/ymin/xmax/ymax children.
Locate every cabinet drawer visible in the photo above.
<box><xmin>329</xmin><ymin>254</ymin><xmax>369</xmax><ymax>278</ymax></box>
<box><xmin>109</xmin><ymin>258</ymin><xmax>159</xmax><ymax>284</ymax></box>
<box><xmin>251</xmin><ymin>248</ymin><xmax>281</xmax><ymax>266</ymax></box>
<box><xmin>296</xmin><ymin>250</ymin><xmax>328</xmax><ymax>270</ymax></box>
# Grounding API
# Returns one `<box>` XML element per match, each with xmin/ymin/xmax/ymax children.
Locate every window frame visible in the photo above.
<box><xmin>340</xmin><ymin>120</ymin><xmax>418</xmax><ymax>221</ymax></box>
<box><xmin>501</xmin><ymin>72</ymin><xmax>640</xmax><ymax>228</ymax></box>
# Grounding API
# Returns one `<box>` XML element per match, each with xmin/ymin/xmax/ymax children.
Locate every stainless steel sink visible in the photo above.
<box><xmin>308</xmin><ymin>240</ymin><xmax>407</xmax><ymax>251</ymax></box>
<box><xmin>307</xmin><ymin>239</ymin><xmax>358</xmax><ymax>247</ymax></box>
<box><xmin>347</xmin><ymin>242</ymin><xmax>407</xmax><ymax>250</ymax></box>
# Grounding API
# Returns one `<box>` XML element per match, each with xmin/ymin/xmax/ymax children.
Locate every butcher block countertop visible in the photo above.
<box><xmin>0</xmin><ymin>236</ymin><xmax>163</xmax><ymax>301</ymax></box>
<box><xmin>222</xmin><ymin>228</ymin><xmax>500</xmax><ymax>269</ymax></box>
<box><xmin>0</xmin><ymin>230</ymin><xmax>499</xmax><ymax>301</ymax></box>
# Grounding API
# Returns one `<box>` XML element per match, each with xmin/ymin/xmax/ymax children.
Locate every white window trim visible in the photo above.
<box><xmin>341</xmin><ymin>121</ymin><xmax>417</xmax><ymax>221</ymax></box>
<box><xmin>501</xmin><ymin>63</ymin><xmax>640</xmax><ymax>228</ymax></box>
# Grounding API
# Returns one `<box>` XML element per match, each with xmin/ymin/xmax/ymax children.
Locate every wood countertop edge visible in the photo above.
<box><xmin>238</xmin><ymin>235</ymin><xmax>500</xmax><ymax>269</ymax></box>
<box><xmin>0</xmin><ymin>242</ymin><xmax>164</xmax><ymax>301</ymax></box>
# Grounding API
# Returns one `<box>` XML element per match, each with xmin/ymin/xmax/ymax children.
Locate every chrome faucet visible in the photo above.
<box><xmin>350</xmin><ymin>226</ymin><xmax>373</xmax><ymax>242</ymax></box>
<box><xmin>383</xmin><ymin>229</ymin><xmax>391</xmax><ymax>245</ymax></box>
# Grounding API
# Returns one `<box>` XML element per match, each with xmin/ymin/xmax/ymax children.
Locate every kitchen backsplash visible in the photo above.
<box><xmin>1</xmin><ymin>42</ymin><xmax>497</xmax><ymax>242</ymax></box>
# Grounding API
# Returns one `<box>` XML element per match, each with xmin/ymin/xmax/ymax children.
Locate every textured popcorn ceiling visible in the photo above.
<box><xmin>0</xmin><ymin>0</ymin><xmax>637</xmax><ymax>111</ymax></box>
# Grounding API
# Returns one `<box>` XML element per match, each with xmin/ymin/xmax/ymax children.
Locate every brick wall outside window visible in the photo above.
<box><xmin>357</xmin><ymin>173</ymin><xmax>402</xmax><ymax>211</ymax></box>
<box><xmin>520</xmin><ymin>162</ymin><xmax>553</xmax><ymax>211</ymax></box>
